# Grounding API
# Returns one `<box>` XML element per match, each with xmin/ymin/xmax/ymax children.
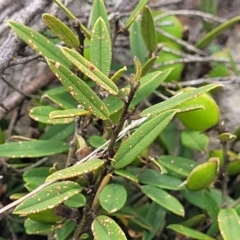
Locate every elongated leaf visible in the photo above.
<box><xmin>30</xmin><ymin>106</ymin><xmax>74</xmax><ymax>124</ymax></box>
<box><xmin>92</xmin><ymin>215</ymin><xmax>127</xmax><ymax>240</ymax></box>
<box><xmin>91</xmin><ymin>17</ymin><xmax>112</xmax><ymax>76</ymax></box>
<box><xmin>141</xmin><ymin>6</ymin><xmax>157</xmax><ymax>52</ymax></box>
<box><xmin>125</xmin><ymin>0</ymin><xmax>148</xmax><ymax>28</ymax></box>
<box><xmin>114</xmin><ymin>169</ymin><xmax>138</xmax><ymax>183</ymax></box>
<box><xmin>141</xmin><ymin>185</ymin><xmax>184</xmax><ymax>216</ymax></box>
<box><xmin>141</xmin><ymin>83</ymin><xmax>222</xmax><ymax>116</ymax></box>
<box><xmin>111</xmin><ymin>66</ymin><xmax>127</xmax><ymax>82</ymax></box>
<box><xmin>200</xmin><ymin>0</ymin><xmax>216</xmax><ymax>32</ymax></box>
<box><xmin>99</xmin><ymin>184</ymin><xmax>127</xmax><ymax>213</ymax></box>
<box><xmin>49</xmin><ymin>109</ymin><xmax>90</xmax><ymax>119</ymax></box>
<box><xmin>218</xmin><ymin>208</ymin><xmax>240</xmax><ymax>240</ymax></box>
<box><xmin>91</xmin><ymin>0</ymin><xmax>110</xmax><ymax>33</ymax></box>
<box><xmin>46</xmin><ymin>58</ymin><xmax>109</xmax><ymax>120</ymax></box>
<box><xmin>142</xmin><ymin>56</ymin><xmax>158</xmax><ymax>76</ymax></box>
<box><xmin>14</xmin><ymin>181</ymin><xmax>81</xmax><ymax>215</ymax></box>
<box><xmin>42</xmin><ymin>13</ymin><xmax>79</xmax><ymax>48</ymax></box>
<box><xmin>0</xmin><ymin>140</ymin><xmax>68</xmax><ymax>158</ymax></box>
<box><xmin>8</xmin><ymin>21</ymin><xmax>70</xmax><ymax>67</ymax></box>
<box><xmin>24</xmin><ymin>218</ymin><xmax>57</xmax><ymax>234</ymax></box>
<box><xmin>61</xmin><ymin>47</ymin><xmax>118</xmax><ymax>95</ymax></box>
<box><xmin>167</xmin><ymin>224</ymin><xmax>214</xmax><ymax>240</ymax></box>
<box><xmin>196</xmin><ymin>16</ymin><xmax>240</xmax><ymax>49</ymax></box>
<box><xmin>113</xmin><ymin>110</ymin><xmax>177</xmax><ymax>169</ymax></box>
<box><xmin>42</xmin><ymin>86</ymin><xmax>78</xmax><ymax>109</ymax></box>
<box><xmin>46</xmin><ymin>159</ymin><xmax>104</xmax><ymax>182</ymax></box>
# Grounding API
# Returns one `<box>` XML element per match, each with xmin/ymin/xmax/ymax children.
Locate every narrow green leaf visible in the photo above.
<box><xmin>141</xmin><ymin>185</ymin><xmax>185</xmax><ymax>216</ymax></box>
<box><xmin>24</xmin><ymin>218</ymin><xmax>57</xmax><ymax>234</ymax></box>
<box><xmin>125</xmin><ymin>0</ymin><xmax>148</xmax><ymax>29</ymax></box>
<box><xmin>141</xmin><ymin>83</ymin><xmax>223</xmax><ymax>116</ymax></box>
<box><xmin>196</xmin><ymin>16</ymin><xmax>240</xmax><ymax>49</ymax></box>
<box><xmin>46</xmin><ymin>58</ymin><xmax>109</xmax><ymax>120</ymax></box>
<box><xmin>200</xmin><ymin>0</ymin><xmax>216</xmax><ymax>32</ymax></box>
<box><xmin>110</xmin><ymin>66</ymin><xmax>127</xmax><ymax>82</ymax></box>
<box><xmin>0</xmin><ymin>140</ymin><xmax>68</xmax><ymax>158</ymax></box>
<box><xmin>142</xmin><ymin>57</ymin><xmax>158</xmax><ymax>76</ymax></box>
<box><xmin>139</xmin><ymin>169</ymin><xmax>183</xmax><ymax>190</ymax></box>
<box><xmin>99</xmin><ymin>184</ymin><xmax>127</xmax><ymax>213</ymax></box>
<box><xmin>130</xmin><ymin>21</ymin><xmax>147</xmax><ymax>64</ymax></box>
<box><xmin>91</xmin><ymin>17</ymin><xmax>112</xmax><ymax>76</ymax></box>
<box><xmin>91</xmin><ymin>0</ymin><xmax>110</xmax><ymax>33</ymax></box>
<box><xmin>61</xmin><ymin>47</ymin><xmax>118</xmax><ymax>95</ymax></box>
<box><xmin>141</xmin><ymin>6</ymin><xmax>157</xmax><ymax>52</ymax></box>
<box><xmin>167</xmin><ymin>224</ymin><xmax>214</xmax><ymax>240</ymax></box>
<box><xmin>8</xmin><ymin>21</ymin><xmax>70</xmax><ymax>67</ymax></box>
<box><xmin>113</xmin><ymin>110</ymin><xmax>176</xmax><ymax>169</ymax></box>
<box><xmin>42</xmin><ymin>13</ymin><xmax>79</xmax><ymax>48</ymax></box>
<box><xmin>42</xmin><ymin>86</ymin><xmax>78</xmax><ymax>109</ymax></box>
<box><xmin>92</xmin><ymin>215</ymin><xmax>127</xmax><ymax>240</ymax></box>
<box><xmin>14</xmin><ymin>181</ymin><xmax>81</xmax><ymax>215</ymax></box>
<box><xmin>181</xmin><ymin>130</ymin><xmax>209</xmax><ymax>151</ymax></box>
<box><xmin>49</xmin><ymin>109</ymin><xmax>90</xmax><ymax>119</ymax></box>
<box><xmin>46</xmin><ymin>159</ymin><xmax>104</xmax><ymax>182</ymax></box>
<box><xmin>30</xmin><ymin>106</ymin><xmax>74</xmax><ymax>124</ymax></box>
<box><xmin>218</xmin><ymin>208</ymin><xmax>240</xmax><ymax>240</ymax></box>
<box><xmin>133</xmin><ymin>56</ymin><xmax>143</xmax><ymax>81</ymax></box>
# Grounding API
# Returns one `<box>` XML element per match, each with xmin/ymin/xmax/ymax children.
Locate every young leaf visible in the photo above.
<box><xmin>125</xmin><ymin>0</ymin><xmax>148</xmax><ymax>29</ymax></box>
<box><xmin>61</xmin><ymin>47</ymin><xmax>118</xmax><ymax>95</ymax></box>
<box><xmin>0</xmin><ymin>140</ymin><xmax>68</xmax><ymax>158</ymax></box>
<box><xmin>142</xmin><ymin>56</ymin><xmax>158</xmax><ymax>76</ymax></box>
<box><xmin>196</xmin><ymin>16</ymin><xmax>240</xmax><ymax>49</ymax></box>
<box><xmin>167</xmin><ymin>224</ymin><xmax>214</xmax><ymax>240</ymax></box>
<box><xmin>99</xmin><ymin>184</ymin><xmax>127</xmax><ymax>213</ymax></box>
<box><xmin>46</xmin><ymin>58</ymin><xmax>110</xmax><ymax>120</ymax></box>
<box><xmin>49</xmin><ymin>109</ymin><xmax>90</xmax><ymax>119</ymax></box>
<box><xmin>46</xmin><ymin>159</ymin><xmax>104</xmax><ymax>182</ymax></box>
<box><xmin>218</xmin><ymin>208</ymin><xmax>240</xmax><ymax>240</ymax></box>
<box><xmin>130</xmin><ymin>21</ymin><xmax>147</xmax><ymax>64</ymax></box>
<box><xmin>42</xmin><ymin>13</ymin><xmax>80</xmax><ymax>48</ymax></box>
<box><xmin>92</xmin><ymin>215</ymin><xmax>127</xmax><ymax>240</ymax></box>
<box><xmin>113</xmin><ymin>110</ymin><xmax>177</xmax><ymax>169</ymax></box>
<box><xmin>8</xmin><ymin>21</ymin><xmax>70</xmax><ymax>67</ymax></box>
<box><xmin>141</xmin><ymin>185</ymin><xmax>185</xmax><ymax>216</ymax></box>
<box><xmin>41</xmin><ymin>86</ymin><xmax>78</xmax><ymax>109</ymax></box>
<box><xmin>91</xmin><ymin>0</ymin><xmax>110</xmax><ymax>33</ymax></box>
<box><xmin>141</xmin><ymin>6</ymin><xmax>157</xmax><ymax>52</ymax></box>
<box><xmin>30</xmin><ymin>106</ymin><xmax>74</xmax><ymax>124</ymax></box>
<box><xmin>14</xmin><ymin>181</ymin><xmax>81</xmax><ymax>215</ymax></box>
<box><xmin>110</xmin><ymin>66</ymin><xmax>127</xmax><ymax>82</ymax></box>
<box><xmin>141</xmin><ymin>83</ymin><xmax>223</xmax><ymax>116</ymax></box>
<box><xmin>91</xmin><ymin>17</ymin><xmax>112</xmax><ymax>76</ymax></box>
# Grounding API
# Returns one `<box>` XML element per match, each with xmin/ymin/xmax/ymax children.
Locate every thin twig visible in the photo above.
<box><xmin>9</xmin><ymin>54</ymin><xmax>40</xmax><ymax>66</ymax></box>
<box><xmin>19</xmin><ymin>157</ymin><xmax>49</xmax><ymax>173</ymax></box>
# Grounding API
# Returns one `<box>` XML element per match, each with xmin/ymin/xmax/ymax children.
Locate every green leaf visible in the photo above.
<box><xmin>24</xmin><ymin>218</ymin><xmax>57</xmax><ymax>234</ymax></box>
<box><xmin>125</xmin><ymin>0</ymin><xmax>148</xmax><ymax>29</ymax></box>
<box><xmin>8</xmin><ymin>21</ymin><xmax>70</xmax><ymax>67</ymax></box>
<box><xmin>49</xmin><ymin>109</ymin><xmax>90</xmax><ymax>119</ymax></box>
<box><xmin>55</xmin><ymin>220</ymin><xmax>76</xmax><ymax>240</ymax></box>
<box><xmin>23</xmin><ymin>167</ymin><xmax>50</xmax><ymax>191</ymax></box>
<box><xmin>143</xmin><ymin>203</ymin><xmax>167</xmax><ymax>240</ymax></box>
<box><xmin>41</xmin><ymin>122</ymin><xmax>74</xmax><ymax>140</ymax></box>
<box><xmin>113</xmin><ymin>110</ymin><xmax>177</xmax><ymax>169</ymax></box>
<box><xmin>61</xmin><ymin>47</ymin><xmax>118</xmax><ymax>95</ymax></box>
<box><xmin>181</xmin><ymin>130</ymin><xmax>209</xmax><ymax>151</ymax></box>
<box><xmin>200</xmin><ymin>0</ymin><xmax>216</xmax><ymax>32</ymax></box>
<box><xmin>91</xmin><ymin>0</ymin><xmax>110</xmax><ymax>33</ymax></box>
<box><xmin>142</xmin><ymin>57</ymin><xmax>157</xmax><ymax>76</ymax></box>
<box><xmin>141</xmin><ymin>6</ymin><xmax>157</xmax><ymax>52</ymax></box>
<box><xmin>196</xmin><ymin>16</ymin><xmax>240</xmax><ymax>49</ymax></box>
<box><xmin>46</xmin><ymin>159</ymin><xmax>104</xmax><ymax>182</ymax></box>
<box><xmin>88</xmin><ymin>135</ymin><xmax>107</xmax><ymax>149</ymax></box>
<box><xmin>92</xmin><ymin>215</ymin><xmax>127</xmax><ymax>240</ymax></box>
<box><xmin>41</xmin><ymin>86</ymin><xmax>78</xmax><ymax>109</ymax></box>
<box><xmin>99</xmin><ymin>184</ymin><xmax>127</xmax><ymax>213</ymax></box>
<box><xmin>0</xmin><ymin>140</ymin><xmax>68</xmax><ymax>158</ymax></box>
<box><xmin>141</xmin><ymin>83</ymin><xmax>223</xmax><ymax>116</ymax></box>
<box><xmin>110</xmin><ymin>66</ymin><xmax>127</xmax><ymax>82</ymax></box>
<box><xmin>167</xmin><ymin>224</ymin><xmax>214</xmax><ymax>240</ymax></box>
<box><xmin>218</xmin><ymin>208</ymin><xmax>240</xmax><ymax>240</ymax></box>
<box><xmin>46</xmin><ymin>58</ymin><xmax>109</xmax><ymax>120</ymax></box>
<box><xmin>91</xmin><ymin>17</ymin><xmax>111</xmax><ymax>76</ymax></box>
<box><xmin>158</xmin><ymin>155</ymin><xmax>199</xmax><ymax>178</ymax></box>
<box><xmin>130</xmin><ymin>21</ymin><xmax>147</xmax><ymax>64</ymax></box>
<box><xmin>14</xmin><ymin>181</ymin><xmax>81</xmax><ymax>215</ymax></box>
<box><xmin>139</xmin><ymin>169</ymin><xmax>183</xmax><ymax>190</ymax></box>
<box><xmin>30</xmin><ymin>106</ymin><xmax>74</xmax><ymax>124</ymax></box>
<box><xmin>63</xmin><ymin>193</ymin><xmax>86</xmax><ymax>208</ymax></box>
<box><xmin>114</xmin><ymin>169</ymin><xmax>138</xmax><ymax>183</ymax></box>
<box><xmin>42</xmin><ymin>13</ymin><xmax>79</xmax><ymax>48</ymax></box>
<box><xmin>141</xmin><ymin>185</ymin><xmax>184</xmax><ymax>216</ymax></box>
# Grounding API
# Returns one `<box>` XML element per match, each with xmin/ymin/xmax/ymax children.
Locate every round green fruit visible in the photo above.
<box><xmin>177</xmin><ymin>88</ymin><xmax>220</xmax><ymax>131</ymax></box>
